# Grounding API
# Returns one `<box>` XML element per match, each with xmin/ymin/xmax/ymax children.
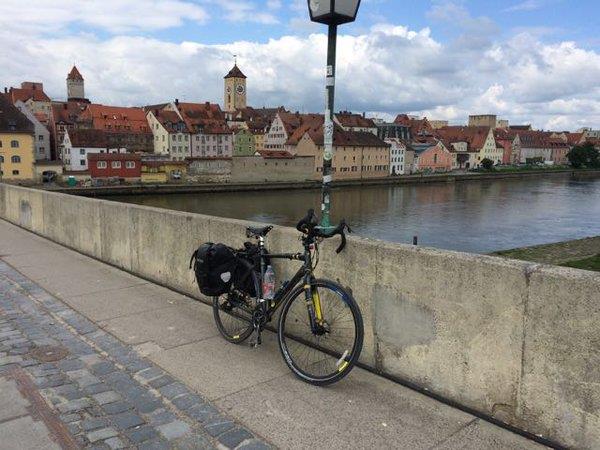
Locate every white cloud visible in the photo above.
<box><xmin>0</xmin><ymin>0</ymin><xmax>208</xmax><ymax>33</ymax></box>
<box><xmin>1</xmin><ymin>5</ymin><xmax>598</xmax><ymax>131</ymax></box>
<box><xmin>504</xmin><ymin>0</ymin><xmax>544</xmax><ymax>12</ymax></box>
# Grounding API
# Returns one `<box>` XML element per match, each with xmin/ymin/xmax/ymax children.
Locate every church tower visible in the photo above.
<box><xmin>224</xmin><ymin>63</ymin><xmax>247</xmax><ymax>112</ymax></box>
<box><xmin>67</xmin><ymin>65</ymin><xmax>85</xmax><ymax>101</ymax></box>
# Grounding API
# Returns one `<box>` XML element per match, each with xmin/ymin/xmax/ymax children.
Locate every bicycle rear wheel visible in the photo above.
<box><xmin>213</xmin><ymin>291</ymin><xmax>254</xmax><ymax>344</ymax></box>
<box><xmin>277</xmin><ymin>279</ymin><xmax>363</xmax><ymax>386</ymax></box>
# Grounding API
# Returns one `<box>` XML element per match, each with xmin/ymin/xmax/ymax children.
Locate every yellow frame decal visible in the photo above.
<box><xmin>312</xmin><ymin>289</ymin><xmax>323</xmax><ymax>322</ymax></box>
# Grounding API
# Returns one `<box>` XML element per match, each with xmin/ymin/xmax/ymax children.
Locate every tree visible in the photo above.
<box><xmin>481</xmin><ymin>158</ymin><xmax>494</xmax><ymax>170</ymax></box>
<box><xmin>567</xmin><ymin>143</ymin><xmax>600</xmax><ymax>168</ymax></box>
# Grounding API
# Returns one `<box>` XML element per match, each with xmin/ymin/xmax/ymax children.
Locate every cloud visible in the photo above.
<box><xmin>1</xmin><ymin>3</ymin><xmax>598</xmax><ymax>131</ymax></box>
<box><xmin>504</xmin><ymin>0</ymin><xmax>543</xmax><ymax>12</ymax></box>
<box><xmin>203</xmin><ymin>0</ymin><xmax>279</xmax><ymax>24</ymax></box>
<box><xmin>0</xmin><ymin>0</ymin><xmax>208</xmax><ymax>33</ymax></box>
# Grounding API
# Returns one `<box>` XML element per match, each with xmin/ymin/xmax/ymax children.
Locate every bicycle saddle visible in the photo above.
<box><xmin>246</xmin><ymin>225</ymin><xmax>273</xmax><ymax>238</ymax></box>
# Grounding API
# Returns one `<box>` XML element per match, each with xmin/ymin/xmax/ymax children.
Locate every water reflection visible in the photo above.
<box><xmin>108</xmin><ymin>175</ymin><xmax>600</xmax><ymax>254</ymax></box>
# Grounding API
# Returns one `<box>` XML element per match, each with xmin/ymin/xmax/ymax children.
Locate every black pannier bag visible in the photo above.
<box><xmin>190</xmin><ymin>243</ymin><xmax>237</xmax><ymax>297</ymax></box>
<box><xmin>233</xmin><ymin>242</ymin><xmax>269</xmax><ymax>297</ymax></box>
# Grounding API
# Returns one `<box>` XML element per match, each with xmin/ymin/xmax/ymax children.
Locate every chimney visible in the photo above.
<box><xmin>175</xmin><ymin>98</ymin><xmax>179</xmax><ymax>106</ymax></box>
<box><xmin>3</xmin><ymin>87</ymin><xmax>7</xmax><ymax>94</ymax></box>
<box><xmin>362</xmin><ymin>112</ymin><xmax>366</xmax><ymax>118</ymax></box>
<box><xmin>63</xmin><ymin>103</ymin><xmax>68</xmax><ymax>110</ymax></box>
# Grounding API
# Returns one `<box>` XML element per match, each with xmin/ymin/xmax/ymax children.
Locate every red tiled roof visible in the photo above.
<box><xmin>68</xmin><ymin>129</ymin><xmax>108</xmax><ymax>148</ymax></box>
<box><xmin>9</xmin><ymin>87</ymin><xmax>51</xmax><ymax>103</ymax></box>
<box><xmin>84</xmin><ymin>104</ymin><xmax>150</xmax><ymax>134</ymax></box>
<box><xmin>393</xmin><ymin>114</ymin><xmax>433</xmax><ymax>136</ymax></box>
<box><xmin>67</xmin><ymin>66</ymin><xmax>84</xmax><ymax>81</ymax></box>
<box><xmin>434</xmin><ymin>126</ymin><xmax>491</xmax><ymax>152</ymax></box>
<box><xmin>0</xmin><ymin>94</ymin><xmax>35</xmax><ymax>133</ymax></box>
<box><xmin>335</xmin><ymin>112</ymin><xmax>376</xmax><ymax>129</ymax></box>
<box><xmin>566</xmin><ymin>133</ymin><xmax>584</xmax><ymax>145</ymax></box>
<box><xmin>175</xmin><ymin>102</ymin><xmax>230</xmax><ymax>135</ymax></box>
<box><xmin>150</xmin><ymin>110</ymin><xmax>189</xmax><ymax>133</ymax></box>
<box><xmin>289</xmin><ymin>115</ymin><xmax>389</xmax><ymax>148</ymax></box>
<box><xmin>52</xmin><ymin>101</ymin><xmax>91</xmax><ymax>125</ymax></box>
<box><xmin>517</xmin><ymin>130</ymin><xmax>553</xmax><ymax>148</ymax></box>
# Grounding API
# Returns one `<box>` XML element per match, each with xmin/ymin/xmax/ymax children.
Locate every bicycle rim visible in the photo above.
<box><xmin>278</xmin><ymin>280</ymin><xmax>363</xmax><ymax>385</ymax></box>
<box><xmin>213</xmin><ymin>292</ymin><xmax>254</xmax><ymax>344</ymax></box>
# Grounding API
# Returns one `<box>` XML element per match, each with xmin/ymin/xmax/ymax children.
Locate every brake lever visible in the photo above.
<box><xmin>335</xmin><ymin>231</ymin><xmax>347</xmax><ymax>254</ymax></box>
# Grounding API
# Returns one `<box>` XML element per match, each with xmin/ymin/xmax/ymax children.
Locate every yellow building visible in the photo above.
<box><xmin>0</xmin><ymin>94</ymin><xmax>35</xmax><ymax>181</ymax></box>
<box><xmin>294</xmin><ymin>120</ymin><xmax>390</xmax><ymax>180</ymax></box>
<box><xmin>141</xmin><ymin>160</ymin><xmax>188</xmax><ymax>184</ymax></box>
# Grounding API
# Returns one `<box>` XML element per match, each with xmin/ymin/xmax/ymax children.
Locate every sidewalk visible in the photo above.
<box><xmin>0</xmin><ymin>219</ymin><xmax>546</xmax><ymax>449</ymax></box>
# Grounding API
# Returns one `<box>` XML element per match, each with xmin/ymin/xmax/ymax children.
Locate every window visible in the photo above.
<box><xmin>11</xmin><ymin>156</ymin><xmax>21</xmax><ymax>163</ymax></box>
<box><xmin>80</xmin><ymin>159</ymin><xmax>86</xmax><ymax>166</ymax></box>
<box><xmin>125</xmin><ymin>161</ymin><xmax>135</xmax><ymax>169</ymax></box>
<box><xmin>80</xmin><ymin>149</ymin><xmax>85</xmax><ymax>155</ymax></box>
<box><xmin>112</xmin><ymin>161</ymin><xmax>121</xmax><ymax>169</ymax></box>
<box><xmin>0</xmin><ymin>156</ymin><xmax>3</xmax><ymax>162</ymax></box>
<box><xmin>97</xmin><ymin>161</ymin><xmax>107</xmax><ymax>169</ymax></box>
<box><xmin>12</xmin><ymin>170</ymin><xmax>19</xmax><ymax>176</ymax></box>
<box><xmin>11</xmin><ymin>140</ymin><xmax>19</xmax><ymax>148</ymax></box>
<box><xmin>0</xmin><ymin>140</ymin><xmax>2</xmax><ymax>147</ymax></box>
<box><xmin>39</xmin><ymin>135</ymin><xmax>44</xmax><ymax>141</ymax></box>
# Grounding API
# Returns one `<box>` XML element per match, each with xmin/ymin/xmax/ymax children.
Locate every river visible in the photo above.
<box><xmin>108</xmin><ymin>175</ymin><xmax>600</xmax><ymax>254</ymax></box>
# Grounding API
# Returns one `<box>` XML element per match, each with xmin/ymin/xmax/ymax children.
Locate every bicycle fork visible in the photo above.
<box><xmin>304</xmin><ymin>281</ymin><xmax>325</xmax><ymax>334</ymax></box>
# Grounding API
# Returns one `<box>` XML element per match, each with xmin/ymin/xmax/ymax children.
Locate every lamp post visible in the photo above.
<box><xmin>308</xmin><ymin>0</ymin><xmax>360</xmax><ymax>228</ymax></box>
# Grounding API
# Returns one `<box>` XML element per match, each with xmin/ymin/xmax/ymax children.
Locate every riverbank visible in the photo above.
<box><xmin>493</xmin><ymin>236</ymin><xmax>600</xmax><ymax>272</ymax></box>
<box><xmin>39</xmin><ymin>168</ymin><xmax>600</xmax><ymax>197</ymax></box>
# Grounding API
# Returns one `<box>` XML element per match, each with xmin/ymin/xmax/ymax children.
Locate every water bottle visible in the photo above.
<box><xmin>262</xmin><ymin>265</ymin><xmax>275</xmax><ymax>300</ymax></box>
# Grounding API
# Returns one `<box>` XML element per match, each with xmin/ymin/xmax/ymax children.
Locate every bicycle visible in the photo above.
<box><xmin>212</xmin><ymin>209</ymin><xmax>364</xmax><ymax>386</ymax></box>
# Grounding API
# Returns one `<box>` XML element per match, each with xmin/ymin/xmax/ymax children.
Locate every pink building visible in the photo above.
<box><xmin>416</xmin><ymin>142</ymin><xmax>453</xmax><ymax>172</ymax></box>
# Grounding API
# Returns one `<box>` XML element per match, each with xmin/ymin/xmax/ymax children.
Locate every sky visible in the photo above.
<box><xmin>1</xmin><ymin>0</ymin><xmax>599</xmax><ymax>131</ymax></box>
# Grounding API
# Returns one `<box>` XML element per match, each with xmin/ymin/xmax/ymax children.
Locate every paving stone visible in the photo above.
<box><xmin>82</xmin><ymin>417</ymin><xmax>111</xmax><ymax>432</ymax></box>
<box><xmin>148</xmin><ymin>375</ymin><xmax>174</xmax><ymax>389</ymax></box>
<box><xmin>104</xmin><ymin>436</ymin><xmax>127</xmax><ymax>449</ymax></box>
<box><xmin>57</xmin><ymin>358</ymin><xmax>85</xmax><ymax>371</ymax></box>
<box><xmin>158</xmin><ymin>382</ymin><xmax>188</xmax><ymax>400</ymax></box>
<box><xmin>87</xmin><ymin>426</ymin><xmax>119</xmax><ymax>442</ymax></box>
<box><xmin>218</xmin><ymin>428</ymin><xmax>254</xmax><ymax>449</ymax></box>
<box><xmin>125</xmin><ymin>425</ymin><xmax>159</xmax><ymax>444</ymax></box>
<box><xmin>137</xmin><ymin>366</ymin><xmax>164</xmax><ymax>381</ymax></box>
<box><xmin>156</xmin><ymin>420</ymin><xmax>191</xmax><ymax>440</ymax></box>
<box><xmin>187</xmin><ymin>404</ymin><xmax>220</xmax><ymax>424</ymax></box>
<box><xmin>130</xmin><ymin>394</ymin><xmax>163</xmax><ymax>414</ymax></box>
<box><xmin>148</xmin><ymin>409</ymin><xmax>178</xmax><ymax>427</ymax></box>
<box><xmin>111</xmin><ymin>411</ymin><xmax>145</xmax><ymax>430</ymax></box>
<box><xmin>57</xmin><ymin>397</ymin><xmax>93</xmax><ymax>413</ymax></box>
<box><xmin>84</xmin><ymin>383</ymin><xmax>112</xmax><ymax>395</ymax></box>
<box><xmin>173</xmin><ymin>433</ymin><xmax>215</xmax><ymax>450</ymax></box>
<box><xmin>237</xmin><ymin>439</ymin><xmax>272</xmax><ymax>450</ymax></box>
<box><xmin>92</xmin><ymin>390</ymin><xmax>122</xmax><ymax>405</ymax></box>
<box><xmin>91</xmin><ymin>361</ymin><xmax>117</xmax><ymax>376</ymax></box>
<box><xmin>205</xmin><ymin>419</ymin><xmax>236</xmax><ymax>437</ymax></box>
<box><xmin>60</xmin><ymin>413</ymin><xmax>81</xmax><ymax>423</ymax></box>
<box><xmin>102</xmin><ymin>401</ymin><xmax>132</xmax><ymax>415</ymax></box>
<box><xmin>173</xmin><ymin>394</ymin><xmax>204</xmax><ymax>411</ymax></box>
<box><xmin>137</xmin><ymin>438</ymin><xmax>170</xmax><ymax>450</ymax></box>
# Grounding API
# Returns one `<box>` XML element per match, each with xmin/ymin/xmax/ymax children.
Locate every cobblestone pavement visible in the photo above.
<box><xmin>0</xmin><ymin>260</ymin><xmax>271</xmax><ymax>450</ymax></box>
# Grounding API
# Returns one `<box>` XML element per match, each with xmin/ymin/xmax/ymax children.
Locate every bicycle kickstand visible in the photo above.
<box><xmin>250</xmin><ymin>325</ymin><xmax>262</xmax><ymax>348</ymax></box>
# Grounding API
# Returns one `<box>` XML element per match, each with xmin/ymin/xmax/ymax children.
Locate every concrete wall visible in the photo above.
<box><xmin>1</xmin><ymin>183</ymin><xmax>599</xmax><ymax>448</ymax></box>
<box><xmin>231</xmin><ymin>156</ymin><xmax>314</xmax><ymax>183</ymax></box>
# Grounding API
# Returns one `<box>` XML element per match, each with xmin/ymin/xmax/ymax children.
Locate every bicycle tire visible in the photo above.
<box><xmin>277</xmin><ymin>279</ymin><xmax>363</xmax><ymax>386</ymax></box>
<box><xmin>213</xmin><ymin>293</ymin><xmax>255</xmax><ymax>344</ymax></box>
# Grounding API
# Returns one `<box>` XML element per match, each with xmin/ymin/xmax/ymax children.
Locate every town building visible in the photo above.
<box><xmin>14</xmin><ymin>100</ymin><xmax>51</xmax><ymax>161</ymax></box>
<box><xmin>0</xmin><ymin>94</ymin><xmax>35</xmax><ymax>181</ymax></box>
<box><xmin>141</xmin><ymin>160</ymin><xmax>188</xmax><ymax>183</ymax></box>
<box><xmin>414</xmin><ymin>141</ymin><xmax>453</xmax><ymax>173</ymax></box>
<box><xmin>51</xmin><ymin>100</ymin><xmax>92</xmax><ymax>161</ymax></box>
<box><xmin>435</xmin><ymin>126</ymin><xmax>501</xmax><ymax>168</ymax></box>
<box><xmin>233</xmin><ymin>127</ymin><xmax>256</xmax><ymax>156</ymax></box>
<box><xmin>67</xmin><ymin>66</ymin><xmax>86</xmax><ymax>101</ymax></box>
<box><xmin>334</xmin><ymin>112</ymin><xmax>378</xmax><ymax>135</ymax></box>
<box><xmin>166</xmin><ymin>101</ymin><xmax>233</xmax><ymax>158</ymax></box>
<box><xmin>6</xmin><ymin>82</ymin><xmax>52</xmax><ymax>117</ymax></box>
<box><xmin>376</xmin><ymin>122</ymin><xmax>411</xmax><ymax>142</ymax></box>
<box><xmin>394</xmin><ymin>114</ymin><xmax>434</xmax><ymax>138</ymax></box>
<box><xmin>61</xmin><ymin>129</ymin><xmax>124</xmax><ymax>171</ymax></box>
<box><xmin>224</xmin><ymin>64</ymin><xmax>247</xmax><ymax>112</ymax></box>
<box><xmin>88</xmin><ymin>153</ymin><xmax>141</xmax><ymax>182</ymax></box>
<box><xmin>494</xmin><ymin>129</ymin><xmax>521</xmax><ymax>165</ymax></box>
<box><xmin>294</xmin><ymin>117</ymin><xmax>390</xmax><ymax>180</ymax></box>
<box><xmin>468</xmin><ymin>115</ymin><xmax>497</xmax><ymax>128</ymax></box>
<box><xmin>146</xmin><ymin>109</ymin><xmax>190</xmax><ymax>160</ymax></box>
<box><xmin>264</xmin><ymin>112</ymin><xmax>322</xmax><ymax>154</ymax></box>
<box><xmin>517</xmin><ymin>131</ymin><xmax>553</xmax><ymax>163</ymax></box>
<box><xmin>226</xmin><ymin>106</ymin><xmax>284</xmax><ymax>153</ymax></box>
<box><xmin>386</xmin><ymin>138</ymin><xmax>414</xmax><ymax>175</ymax></box>
<box><xmin>83</xmin><ymin>104</ymin><xmax>153</xmax><ymax>153</ymax></box>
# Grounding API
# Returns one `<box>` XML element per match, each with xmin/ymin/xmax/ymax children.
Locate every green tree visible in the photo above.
<box><xmin>481</xmin><ymin>158</ymin><xmax>494</xmax><ymax>170</ymax></box>
<box><xmin>567</xmin><ymin>143</ymin><xmax>600</xmax><ymax>168</ymax></box>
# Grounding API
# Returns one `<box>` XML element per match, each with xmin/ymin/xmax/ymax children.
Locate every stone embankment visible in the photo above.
<box><xmin>494</xmin><ymin>236</ymin><xmax>600</xmax><ymax>265</ymax></box>
<box><xmin>43</xmin><ymin>168</ymin><xmax>600</xmax><ymax>197</ymax></box>
<box><xmin>1</xmin><ymin>182</ymin><xmax>599</xmax><ymax>448</ymax></box>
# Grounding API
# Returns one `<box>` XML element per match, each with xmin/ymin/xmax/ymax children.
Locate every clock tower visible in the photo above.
<box><xmin>224</xmin><ymin>63</ymin><xmax>247</xmax><ymax>112</ymax></box>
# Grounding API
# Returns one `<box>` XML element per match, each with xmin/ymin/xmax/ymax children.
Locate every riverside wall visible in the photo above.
<box><xmin>1</xmin><ymin>183</ymin><xmax>599</xmax><ymax>448</ymax></box>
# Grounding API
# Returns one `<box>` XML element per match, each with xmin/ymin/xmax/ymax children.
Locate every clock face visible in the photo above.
<box><xmin>236</xmin><ymin>84</ymin><xmax>245</xmax><ymax>95</ymax></box>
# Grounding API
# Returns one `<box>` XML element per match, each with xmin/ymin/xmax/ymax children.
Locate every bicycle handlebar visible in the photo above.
<box><xmin>295</xmin><ymin>209</ymin><xmax>351</xmax><ymax>253</ymax></box>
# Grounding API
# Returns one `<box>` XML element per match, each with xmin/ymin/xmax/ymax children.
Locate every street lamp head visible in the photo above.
<box><xmin>308</xmin><ymin>0</ymin><xmax>361</xmax><ymax>25</ymax></box>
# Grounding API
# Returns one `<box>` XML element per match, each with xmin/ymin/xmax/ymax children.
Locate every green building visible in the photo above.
<box><xmin>233</xmin><ymin>128</ymin><xmax>256</xmax><ymax>156</ymax></box>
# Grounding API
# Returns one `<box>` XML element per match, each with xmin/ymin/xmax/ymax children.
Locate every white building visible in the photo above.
<box><xmin>62</xmin><ymin>129</ymin><xmax>124</xmax><ymax>171</ymax></box>
<box><xmin>387</xmin><ymin>139</ymin><xmax>408</xmax><ymax>175</ymax></box>
<box><xmin>146</xmin><ymin>109</ymin><xmax>190</xmax><ymax>161</ymax></box>
<box><xmin>14</xmin><ymin>100</ymin><xmax>51</xmax><ymax>161</ymax></box>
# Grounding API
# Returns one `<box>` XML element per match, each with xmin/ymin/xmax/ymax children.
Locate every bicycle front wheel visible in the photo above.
<box><xmin>277</xmin><ymin>279</ymin><xmax>363</xmax><ymax>386</ymax></box>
